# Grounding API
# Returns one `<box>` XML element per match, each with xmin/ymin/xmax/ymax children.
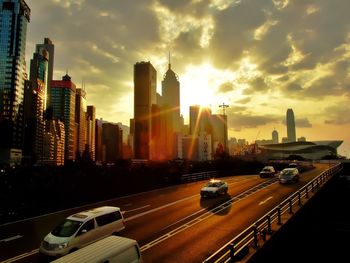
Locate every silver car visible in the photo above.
<box><xmin>200</xmin><ymin>179</ymin><xmax>228</xmax><ymax>197</ymax></box>
<box><xmin>279</xmin><ymin>168</ymin><xmax>300</xmax><ymax>184</ymax></box>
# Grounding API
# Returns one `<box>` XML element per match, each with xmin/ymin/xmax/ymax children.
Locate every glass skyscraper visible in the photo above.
<box><xmin>0</xmin><ymin>0</ymin><xmax>30</xmax><ymax>165</ymax></box>
<box><xmin>51</xmin><ymin>74</ymin><xmax>76</xmax><ymax>162</ymax></box>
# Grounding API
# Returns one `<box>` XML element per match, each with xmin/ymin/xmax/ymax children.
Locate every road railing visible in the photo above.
<box><xmin>203</xmin><ymin>163</ymin><xmax>343</xmax><ymax>263</ymax></box>
<box><xmin>181</xmin><ymin>171</ymin><xmax>218</xmax><ymax>182</ymax></box>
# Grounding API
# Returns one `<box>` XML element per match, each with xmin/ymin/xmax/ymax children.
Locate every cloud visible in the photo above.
<box><xmin>324</xmin><ymin>104</ymin><xmax>350</xmax><ymax>125</ymax></box>
<box><xmin>235</xmin><ymin>97</ymin><xmax>251</xmax><ymax>104</ymax></box>
<box><xmin>24</xmin><ymin>0</ymin><xmax>350</xmax><ymax>137</ymax></box>
<box><xmin>218</xmin><ymin>82</ymin><xmax>234</xmax><ymax>93</ymax></box>
<box><xmin>226</xmin><ymin>108</ymin><xmax>280</xmax><ymax>131</ymax></box>
<box><xmin>295</xmin><ymin>118</ymin><xmax>312</xmax><ymax>128</ymax></box>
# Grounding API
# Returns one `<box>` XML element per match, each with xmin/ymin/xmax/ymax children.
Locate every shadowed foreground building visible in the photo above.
<box><xmin>133</xmin><ymin>61</ymin><xmax>156</xmax><ymax>160</ymax></box>
<box><xmin>0</xmin><ymin>0</ymin><xmax>30</xmax><ymax>165</ymax></box>
<box><xmin>102</xmin><ymin>122</ymin><xmax>122</xmax><ymax>163</ymax></box>
<box><xmin>23</xmin><ymin>44</ymin><xmax>49</xmax><ymax>163</ymax></box>
<box><xmin>41</xmin><ymin>119</ymin><xmax>65</xmax><ymax>166</ymax></box>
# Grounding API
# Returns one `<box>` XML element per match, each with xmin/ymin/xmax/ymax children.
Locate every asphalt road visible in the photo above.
<box><xmin>0</xmin><ymin>164</ymin><xmax>329</xmax><ymax>263</ymax></box>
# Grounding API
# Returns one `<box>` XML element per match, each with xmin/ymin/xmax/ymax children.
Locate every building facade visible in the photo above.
<box><xmin>23</xmin><ymin>46</ymin><xmax>49</xmax><ymax>163</ymax></box>
<box><xmin>102</xmin><ymin>122</ymin><xmax>122</xmax><ymax>163</ymax></box>
<box><xmin>86</xmin><ymin>105</ymin><xmax>95</xmax><ymax>161</ymax></box>
<box><xmin>133</xmin><ymin>61</ymin><xmax>157</xmax><ymax>159</ymax></box>
<box><xmin>75</xmin><ymin>88</ymin><xmax>87</xmax><ymax>159</ymax></box>
<box><xmin>35</xmin><ymin>38</ymin><xmax>54</xmax><ymax>111</ymax></box>
<box><xmin>51</xmin><ymin>74</ymin><xmax>76</xmax><ymax>162</ymax></box>
<box><xmin>286</xmin><ymin>108</ymin><xmax>296</xmax><ymax>143</ymax></box>
<box><xmin>0</xmin><ymin>0</ymin><xmax>30</xmax><ymax>165</ymax></box>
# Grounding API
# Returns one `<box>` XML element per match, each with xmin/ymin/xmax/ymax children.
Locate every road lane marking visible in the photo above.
<box><xmin>258</xmin><ymin>196</ymin><xmax>273</xmax><ymax>205</ymax></box>
<box><xmin>0</xmin><ymin>235</ymin><xmax>22</xmax><ymax>242</ymax></box>
<box><xmin>123</xmin><ymin>205</ymin><xmax>151</xmax><ymax>213</ymax></box>
<box><xmin>141</xmin><ymin>178</ymin><xmax>279</xmax><ymax>252</ymax></box>
<box><xmin>125</xmin><ymin>195</ymin><xmax>197</xmax><ymax>222</ymax></box>
<box><xmin>1</xmin><ymin>249</ymin><xmax>38</xmax><ymax>263</ymax></box>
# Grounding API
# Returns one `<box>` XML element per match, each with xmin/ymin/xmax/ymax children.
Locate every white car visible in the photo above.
<box><xmin>279</xmin><ymin>168</ymin><xmax>300</xmax><ymax>184</ymax></box>
<box><xmin>39</xmin><ymin>206</ymin><xmax>125</xmax><ymax>258</ymax></box>
<box><xmin>200</xmin><ymin>179</ymin><xmax>228</xmax><ymax>197</ymax></box>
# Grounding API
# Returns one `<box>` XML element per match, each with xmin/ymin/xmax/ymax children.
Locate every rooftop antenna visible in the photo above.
<box><xmin>219</xmin><ymin>103</ymin><xmax>229</xmax><ymax>116</ymax></box>
<box><xmin>168</xmin><ymin>50</ymin><xmax>171</xmax><ymax>69</ymax></box>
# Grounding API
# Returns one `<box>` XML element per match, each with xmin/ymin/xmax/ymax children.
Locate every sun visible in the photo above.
<box><xmin>180</xmin><ymin>62</ymin><xmax>233</xmax><ymax>119</ymax></box>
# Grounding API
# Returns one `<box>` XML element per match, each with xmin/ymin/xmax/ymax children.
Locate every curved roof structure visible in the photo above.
<box><xmin>258</xmin><ymin>141</ymin><xmax>343</xmax><ymax>154</ymax></box>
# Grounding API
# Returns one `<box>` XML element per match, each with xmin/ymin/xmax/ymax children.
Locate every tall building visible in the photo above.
<box><xmin>286</xmin><ymin>108</ymin><xmax>296</xmax><ymax>143</ymax></box>
<box><xmin>189</xmin><ymin>105</ymin><xmax>200</xmax><ymax>135</ymax></box>
<box><xmin>24</xmin><ymin>46</ymin><xmax>49</xmax><ymax>163</ymax></box>
<box><xmin>133</xmin><ymin>61</ymin><xmax>157</xmax><ymax>159</ymax></box>
<box><xmin>0</xmin><ymin>0</ymin><xmax>30</xmax><ymax>165</ymax></box>
<box><xmin>41</xmin><ymin>119</ymin><xmax>65</xmax><ymax>166</ymax></box>
<box><xmin>211</xmin><ymin>114</ymin><xmax>228</xmax><ymax>152</ymax></box>
<box><xmin>161</xmin><ymin>57</ymin><xmax>181</xmax><ymax>159</ymax></box>
<box><xmin>189</xmin><ymin>106</ymin><xmax>212</xmax><ymax>136</ymax></box>
<box><xmin>86</xmin><ymin>105</ymin><xmax>96</xmax><ymax>161</ymax></box>
<box><xmin>102</xmin><ymin>122</ymin><xmax>122</xmax><ymax>163</ymax></box>
<box><xmin>51</xmin><ymin>74</ymin><xmax>76</xmax><ymax>161</ymax></box>
<box><xmin>35</xmin><ymin>38</ymin><xmax>54</xmax><ymax>111</ymax></box>
<box><xmin>75</xmin><ymin>88</ymin><xmax>87</xmax><ymax>158</ymax></box>
<box><xmin>272</xmin><ymin>129</ymin><xmax>279</xmax><ymax>144</ymax></box>
<box><xmin>161</xmin><ymin>55</ymin><xmax>180</xmax><ymax>133</ymax></box>
<box><xmin>95</xmin><ymin>119</ymin><xmax>103</xmax><ymax>163</ymax></box>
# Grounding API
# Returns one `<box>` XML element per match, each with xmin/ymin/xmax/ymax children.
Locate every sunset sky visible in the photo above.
<box><xmin>25</xmin><ymin>0</ymin><xmax>350</xmax><ymax>156</ymax></box>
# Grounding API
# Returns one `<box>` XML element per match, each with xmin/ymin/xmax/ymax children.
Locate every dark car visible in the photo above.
<box><xmin>279</xmin><ymin>168</ymin><xmax>300</xmax><ymax>184</ymax></box>
<box><xmin>259</xmin><ymin>166</ymin><xmax>276</xmax><ymax>178</ymax></box>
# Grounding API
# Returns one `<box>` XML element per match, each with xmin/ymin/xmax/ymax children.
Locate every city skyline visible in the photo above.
<box><xmin>24</xmin><ymin>0</ymin><xmax>350</xmax><ymax>156</ymax></box>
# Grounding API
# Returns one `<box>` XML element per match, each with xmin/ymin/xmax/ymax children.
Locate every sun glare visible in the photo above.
<box><xmin>180</xmin><ymin>62</ymin><xmax>233</xmax><ymax>119</ymax></box>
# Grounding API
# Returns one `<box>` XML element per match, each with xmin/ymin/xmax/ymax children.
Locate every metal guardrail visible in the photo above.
<box><xmin>181</xmin><ymin>171</ymin><xmax>218</xmax><ymax>182</ymax></box>
<box><xmin>203</xmin><ymin>163</ymin><xmax>343</xmax><ymax>263</ymax></box>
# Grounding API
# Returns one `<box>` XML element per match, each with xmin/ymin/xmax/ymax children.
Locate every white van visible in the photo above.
<box><xmin>51</xmin><ymin>236</ymin><xmax>142</xmax><ymax>263</ymax></box>
<box><xmin>39</xmin><ymin>206</ymin><xmax>125</xmax><ymax>257</ymax></box>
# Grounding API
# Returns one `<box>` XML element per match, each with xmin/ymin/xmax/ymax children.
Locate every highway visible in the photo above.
<box><xmin>0</xmin><ymin>163</ymin><xmax>329</xmax><ymax>263</ymax></box>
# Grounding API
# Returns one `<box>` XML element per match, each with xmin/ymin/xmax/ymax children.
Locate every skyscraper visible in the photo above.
<box><xmin>272</xmin><ymin>129</ymin><xmax>279</xmax><ymax>144</ymax></box>
<box><xmin>24</xmin><ymin>46</ymin><xmax>49</xmax><ymax>162</ymax></box>
<box><xmin>286</xmin><ymin>109</ymin><xmax>296</xmax><ymax>143</ymax></box>
<box><xmin>51</xmin><ymin>74</ymin><xmax>76</xmax><ymax>161</ymax></box>
<box><xmin>0</xmin><ymin>0</ymin><xmax>30</xmax><ymax>165</ymax></box>
<box><xmin>211</xmin><ymin>114</ymin><xmax>228</xmax><ymax>152</ymax></box>
<box><xmin>102</xmin><ymin>122</ymin><xmax>122</xmax><ymax>162</ymax></box>
<box><xmin>75</xmin><ymin>88</ymin><xmax>87</xmax><ymax>158</ymax></box>
<box><xmin>86</xmin><ymin>105</ymin><xmax>96</xmax><ymax>161</ymax></box>
<box><xmin>95</xmin><ymin>119</ymin><xmax>103</xmax><ymax>163</ymax></box>
<box><xmin>161</xmin><ymin>56</ymin><xmax>181</xmax><ymax>159</ymax></box>
<box><xmin>133</xmin><ymin>61</ymin><xmax>157</xmax><ymax>159</ymax></box>
<box><xmin>161</xmin><ymin>55</ymin><xmax>180</xmax><ymax>133</ymax></box>
<box><xmin>36</xmin><ymin>38</ymin><xmax>54</xmax><ymax>111</ymax></box>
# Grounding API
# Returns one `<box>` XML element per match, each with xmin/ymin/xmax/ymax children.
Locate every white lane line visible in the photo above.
<box><xmin>258</xmin><ymin>196</ymin><xmax>273</xmax><ymax>205</ymax></box>
<box><xmin>0</xmin><ymin>235</ymin><xmax>22</xmax><ymax>242</ymax></box>
<box><xmin>125</xmin><ymin>194</ymin><xmax>197</xmax><ymax>222</ymax></box>
<box><xmin>1</xmin><ymin>249</ymin><xmax>38</xmax><ymax>263</ymax></box>
<box><xmin>123</xmin><ymin>205</ymin><xmax>151</xmax><ymax>213</ymax></box>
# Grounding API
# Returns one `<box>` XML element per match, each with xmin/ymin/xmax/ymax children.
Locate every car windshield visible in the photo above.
<box><xmin>281</xmin><ymin>170</ymin><xmax>293</xmax><ymax>176</ymax></box>
<box><xmin>51</xmin><ymin>219</ymin><xmax>82</xmax><ymax>237</ymax></box>
<box><xmin>206</xmin><ymin>182</ymin><xmax>220</xmax><ymax>187</ymax></box>
<box><xmin>262</xmin><ymin>168</ymin><xmax>271</xmax><ymax>172</ymax></box>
